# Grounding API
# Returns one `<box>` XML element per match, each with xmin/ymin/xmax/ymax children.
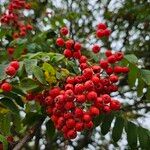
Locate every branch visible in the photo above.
<box><xmin>12</xmin><ymin>117</ymin><xmax>45</xmax><ymax>150</ymax></box>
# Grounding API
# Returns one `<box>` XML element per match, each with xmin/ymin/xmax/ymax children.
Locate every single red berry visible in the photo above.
<box><xmin>114</xmin><ymin>66</ymin><xmax>123</xmax><ymax>74</ymax></box>
<box><xmin>92</xmin><ymin>65</ymin><xmax>101</xmax><ymax>73</ymax></box>
<box><xmin>56</xmin><ymin>37</ymin><xmax>64</xmax><ymax>47</ymax></box>
<box><xmin>5</xmin><ymin>66</ymin><xmax>16</xmax><ymax>76</ymax></box>
<box><xmin>65</xmin><ymin>102</ymin><xmax>75</xmax><ymax>110</ymax></box>
<box><xmin>64</xmin><ymin>112</ymin><xmax>73</xmax><ymax>119</ymax></box>
<box><xmin>103</xmin><ymin>105</ymin><xmax>111</xmax><ymax>113</ymax></box>
<box><xmin>57</xmin><ymin>117</ymin><xmax>65</xmax><ymax>127</ymax></box>
<box><xmin>101</xmin><ymin>94</ymin><xmax>111</xmax><ymax>104</ymax></box>
<box><xmin>75</xmin><ymin>122</ymin><xmax>84</xmax><ymax>131</ymax></box>
<box><xmin>121</xmin><ymin>67</ymin><xmax>129</xmax><ymax>73</ymax></box>
<box><xmin>95</xmin><ymin>97</ymin><xmax>103</xmax><ymax>108</ymax></box>
<box><xmin>26</xmin><ymin>24</ymin><xmax>33</xmax><ymax>30</ymax></box>
<box><xmin>65</xmin><ymin>84</ymin><xmax>74</xmax><ymax>90</ymax></box>
<box><xmin>89</xmin><ymin>106</ymin><xmax>100</xmax><ymax>116</ymax></box>
<box><xmin>1</xmin><ymin>82</ymin><xmax>12</xmax><ymax>92</ymax></box>
<box><xmin>65</xmin><ymin>39</ymin><xmax>74</xmax><ymax>49</ymax></box>
<box><xmin>66</xmin><ymin>119</ymin><xmax>76</xmax><ymax>128</ymax></box>
<box><xmin>92</xmin><ymin>44</ymin><xmax>101</xmax><ymax>53</ymax></box>
<box><xmin>76</xmin><ymin>94</ymin><xmax>86</xmax><ymax>103</ymax></box>
<box><xmin>83</xmin><ymin>68</ymin><xmax>93</xmax><ymax>79</ymax></box>
<box><xmin>66</xmin><ymin>76</ymin><xmax>75</xmax><ymax>84</ymax></box>
<box><xmin>110</xmin><ymin>100</ymin><xmax>121</xmax><ymax>110</ymax></box>
<box><xmin>87</xmin><ymin>91</ymin><xmax>97</xmax><ymax>101</ymax></box>
<box><xmin>79</xmin><ymin>55</ymin><xmax>87</xmax><ymax>63</ymax></box>
<box><xmin>83</xmin><ymin>114</ymin><xmax>91</xmax><ymax>122</ymax></box>
<box><xmin>103</xmin><ymin>29</ymin><xmax>111</xmax><ymax>36</ymax></box>
<box><xmin>73</xmin><ymin>50</ymin><xmax>81</xmax><ymax>59</ymax></box>
<box><xmin>105</xmin><ymin>50</ymin><xmax>112</xmax><ymax>57</ymax></box>
<box><xmin>97</xmin><ymin>23</ymin><xmax>107</xmax><ymax>30</ymax></box>
<box><xmin>67</xmin><ymin>130</ymin><xmax>77</xmax><ymax>139</ymax></box>
<box><xmin>109</xmin><ymin>75</ymin><xmax>118</xmax><ymax>83</ymax></box>
<box><xmin>107</xmin><ymin>55</ymin><xmax>117</xmax><ymax>64</ymax></box>
<box><xmin>19</xmin><ymin>31</ymin><xmax>26</xmax><ymax>37</ymax></box>
<box><xmin>64</xmin><ymin>89</ymin><xmax>74</xmax><ymax>101</ymax></box>
<box><xmin>7</xmin><ymin>47</ymin><xmax>15</xmax><ymax>55</ymax></box>
<box><xmin>105</xmin><ymin>67</ymin><xmax>113</xmax><ymax>75</ymax></box>
<box><xmin>6</xmin><ymin>136</ymin><xmax>14</xmax><ymax>143</ymax></box>
<box><xmin>49</xmin><ymin>87</ymin><xmax>60</xmax><ymax>98</ymax></box>
<box><xmin>44</xmin><ymin>96</ymin><xmax>53</xmax><ymax>105</ymax></box>
<box><xmin>74</xmin><ymin>42</ymin><xmax>81</xmax><ymax>51</ymax></box>
<box><xmin>96</xmin><ymin>29</ymin><xmax>105</xmax><ymax>38</ymax></box>
<box><xmin>84</xmin><ymin>121</ymin><xmax>94</xmax><ymax>129</ymax></box>
<box><xmin>91</xmin><ymin>76</ymin><xmax>100</xmax><ymax>84</ymax></box>
<box><xmin>10</xmin><ymin>61</ymin><xmax>20</xmax><ymax>70</ymax></box>
<box><xmin>63</xmin><ymin>49</ymin><xmax>72</xmax><ymax>58</ymax></box>
<box><xmin>100</xmin><ymin>60</ymin><xmax>108</xmax><ymax>69</ymax></box>
<box><xmin>84</xmin><ymin>80</ymin><xmax>94</xmax><ymax>91</ymax></box>
<box><xmin>74</xmin><ymin>108</ymin><xmax>83</xmax><ymax>117</ymax></box>
<box><xmin>114</xmin><ymin>52</ymin><xmax>124</xmax><ymax>61</ymax></box>
<box><xmin>74</xmin><ymin>84</ymin><xmax>84</xmax><ymax>94</ymax></box>
<box><xmin>60</xmin><ymin>27</ymin><xmax>69</xmax><ymax>35</ymax></box>
<box><xmin>80</xmin><ymin>63</ymin><xmax>88</xmax><ymax>70</ymax></box>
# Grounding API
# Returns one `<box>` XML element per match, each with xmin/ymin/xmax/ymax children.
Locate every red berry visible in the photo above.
<box><xmin>103</xmin><ymin>105</ymin><xmax>111</xmax><ymax>113</ymax></box>
<box><xmin>103</xmin><ymin>29</ymin><xmax>111</xmax><ymax>36</ymax></box>
<box><xmin>63</xmin><ymin>49</ymin><xmax>72</xmax><ymax>58</ymax></box>
<box><xmin>74</xmin><ymin>42</ymin><xmax>81</xmax><ymax>51</ymax></box>
<box><xmin>101</xmin><ymin>94</ymin><xmax>111</xmax><ymax>104</ymax></box>
<box><xmin>83</xmin><ymin>68</ymin><xmax>93</xmax><ymax>79</ymax></box>
<box><xmin>109</xmin><ymin>75</ymin><xmax>118</xmax><ymax>83</ymax></box>
<box><xmin>76</xmin><ymin>94</ymin><xmax>86</xmax><ymax>103</ymax></box>
<box><xmin>89</xmin><ymin>106</ymin><xmax>100</xmax><ymax>116</ymax></box>
<box><xmin>95</xmin><ymin>97</ymin><xmax>103</xmax><ymax>108</ymax></box>
<box><xmin>92</xmin><ymin>65</ymin><xmax>101</xmax><ymax>73</ymax></box>
<box><xmin>10</xmin><ymin>61</ymin><xmax>19</xmax><ymax>70</ymax></box>
<box><xmin>105</xmin><ymin>50</ymin><xmax>112</xmax><ymax>57</ymax></box>
<box><xmin>65</xmin><ymin>84</ymin><xmax>74</xmax><ymax>90</ymax></box>
<box><xmin>114</xmin><ymin>52</ymin><xmax>124</xmax><ymax>61</ymax></box>
<box><xmin>5</xmin><ymin>66</ymin><xmax>16</xmax><ymax>76</ymax></box>
<box><xmin>110</xmin><ymin>100</ymin><xmax>121</xmax><ymax>110</ymax></box>
<box><xmin>1</xmin><ymin>82</ymin><xmax>12</xmax><ymax>92</ymax></box>
<box><xmin>96</xmin><ymin>30</ymin><xmax>105</xmax><ymax>38</ymax></box>
<box><xmin>73</xmin><ymin>50</ymin><xmax>81</xmax><ymax>59</ymax></box>
<box><xmin>87</xmin><ymin>91</ymin><xmax>97</xmax><ymax>101</ymax></box>
<box><xmin>80</xmin><ymin>63</ymin><xmax>88</xmax><ymax>70</ymax></box>
<box><xmin>83</xmin><ymin>114</ymin><xmax>91</xmax><ymax>122</ymax></box>
<box><xmin>91</xmin><ymin>76</ymin><xmax>100</xmax><ymax>84</ymax></box>
<box><xmin>60</xmin><ymin>27</ymin><xmax>69</xmax><ymax>35</ymax></box>
<box><xmin>66</xmin><ymin>119</ymin><xmax>76</xmax><ymax>128</ymax></box>
<box><xmin>92</xmin><ymin>44</ymin><xmax>100</xmax><ymax>53</ymax></box>
<box><xmin>56</xmin><ymin>38</ymin><xmax>64</xmax><ymax>47</ymax></box>
<box><xmin>107</xmin><ymin>55</ymin><xmax>116</xmax><ymax>64</ymax></box>
<box><xmin>114</xmin><ymin>66</ymin><xmax>122</xmax><ymax>74</ymax></box>
<box><xmin>26</xmin><ymin>24</ymin><xmax>33</xmax><ymax>30</ymax></box>
<box><xmin>84</xmin><ymin>121</ymin><xmax>94</xmax><ymax>129</ymax></box>
<box><xmin>7</xmin><ymin>136</ymin><xmax>14</xmax><ymax>143</ymax></box>
<box><xmin>100</xmin><ymin>60</ymin><xmax>108</xmax><ymax>69</ymax></box>
<box><xmin>75</xmin><ymin>122</ymin><xmax>84</xmax><ymax>131</ymax></box>
<box><xmin>74</xmin><ymin>84</ymin><xmax>84</xmax><ymax>94</ymax></box>
<box><xmin>64</xmin><ymin>89</ymin><xmax>74</xmax><ymax>101</ymax></box>
<box><xmin>67</xmin><ymin>130</ymin><xmax>77</xmax><ymax>139</ymax></box>
<box><xmin>65</xmin><ymin>39</ymin><xmax>74</xmax><ymax>49</ymax></box>
<box><xmin>122</xmin><ymin>67</ymin><xmax>129</xmax><ymax>73</ymax></box>
<box><xmin>44</xmin><ymin>96</ymin><xmax>53</xmax><ymax>105</ymax></box>
<box><xmin>49</xmin><ymin>87</ymin><xmax>60</xmax><ymax>98</ymax></box>
<box><xmin>74</xmin><ymin>108</ymin><xmax>83</xmax><ymax>117</ymax></box>
<box><xmin>105</xmin><ymin>67</ymin><xmax>113</xmax><ymax>75</ymax></box>
<box><xmin>84</xmin><ymin>80</ymin><xmax>94</xmax><ymax>91</ymax></box>
<box><xmin>79</xmin><ymin>55</ymin><xmax>87</xmax><ymax>63</ymax></box>
<box><xmin>66</xmin><ymin>76</ymin><xmax>75</xmax><ymax>84</ymax></box>
<box><xmin>97</xmin><ymin>23</ymin><xmax>107</xmax><ymax>30</ymax></box>
<box><xmin>7</xmin><ymin>47</ymin><xmax>15</xmax><ymax>55</ymax></box>
<box><xmin>65</xmin><ymin>102</ymin><xmax>75</xmax><ymax>110</ymax></box>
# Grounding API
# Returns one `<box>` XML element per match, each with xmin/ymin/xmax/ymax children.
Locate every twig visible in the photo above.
<box><xmin>12</xmin><ymin>117</ymin><xmax>45</xmax><ymax>150</ymax></box>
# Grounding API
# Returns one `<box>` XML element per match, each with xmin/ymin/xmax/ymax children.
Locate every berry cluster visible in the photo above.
<box><xmin>0</xmin><ymin>61</ymin><xmax>19</xmax><ymax>92</ymax></box>
<box><xmin>41</xmin><ymin>25</ymin><xmax>129</xmax><ymax>139</ymax></box>
<box><xmin>1</xmin><ymin>0</ymin><xmax>33</xmax><ymax>39</ymax></box>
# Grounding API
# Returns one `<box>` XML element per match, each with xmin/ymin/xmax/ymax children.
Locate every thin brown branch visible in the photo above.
<box><xmin>12</xmin><ymin>117</ymin><xmax>45</xmax><ymax>150</ymax></box>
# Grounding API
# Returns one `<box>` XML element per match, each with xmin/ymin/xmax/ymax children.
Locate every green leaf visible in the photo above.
<box><xmin>128</xmin><ymin>64</ymin><xmax>138</xmax><ymax>88</ymax></box>
<box><xmin>138</xmin><ymin>127</ymin><xmax>150</xmax><ymax>149</ymax></box>
<box><xmin>137</xmin><ymin>77</ymin><xmax>145</xmax><ymax>97</ymax></box>
<box><xmin>124</xmin><ymin>54</ymin><xmax>138</xmax><ymax>64</ymax></box>
<box><xmin>112</xmin><ymin>117</ymin><xmax>124</xmax><ymax>142</ymax></box>
<box><xmin>2</xmin><ymin>92</ymin><xmax>24</xmax><ymax>108</ymax></box>
<box><xmin>146</xmin><ymin>87</ymin><xmax>150</xmax><ymax>100</ymax></box>
<box><xmin>101</xmin><ymin>113</ymin><xmax>114</xmax><ymax>135</ymax></box>
<box><xmin>0</xmin><ymin>64</ymin><xmax>7</xmax><ymax>81</ymax></box>
<box><xmin>94</xmin><ymin>114</ymin><xmax>105</xmax><ymax>127</ymax></box>
<box><xmin>24</xmin><ymin>59</ymin><xmax>37</xmax><ymax>75</ymax></box>
<box><xmin>23</xmin><ymin>112</ymin><xmax>43</xmax><ymax>126</ymax></box>
<box><xmin>20</xmin><ymin>78</ymin><xmax>39</xmax><ymax>91</ymax></box>
<box><xmin>46</xmin><ymin>120</ymin><xmax>55</xmax><ymax>139</ymax></box>
<box><xmin>33</xmin><ymin>66</ymin><xmax>47</xmax><ymax>84</ymax></box>
<box><xmin>0</xmin><ymin>134</ymin><xmax>8</xmax><ymax>150</ymax></box>
<box><xmin>13</xmin><ymin>44</ymin><xmax>25</xmax><ymax>59</ymax></box>
<box><xmin>0</xmin><ymin>113</ymin><xmax>11</xmax><ymax>136</ymax></box>
<box><xmin>42</xmin><ymin>62</ymin><xmax>56</xmax><ymax>75</ymax></box>
<box><xmin>0</xmin><ymin>98</ymin><xmax>19</xmax><ymax>115</ymax></box>
<box><xmin>140</xmin><ymin>69</ymin><xmax>150</xmax><ymax>86</ymax></box>
<box><xmin>125</xmin><ymin>121</ymin><xmax>137</xmax><ymax>148</ymax></box>
<box><xmin>12</xmin><ymin>115</ymin><xmax>22</xmax><ymax>133</ymax></box>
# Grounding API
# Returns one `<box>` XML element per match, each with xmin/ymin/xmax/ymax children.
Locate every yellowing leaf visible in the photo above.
<box><xmin>43</xmin><ymin>62</ymin><xmax>56</xmax><ymax>75</ymax></box>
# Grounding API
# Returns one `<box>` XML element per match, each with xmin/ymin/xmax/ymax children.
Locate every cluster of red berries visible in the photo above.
<box><xmin>38</xmin><ymin>25</ymin><xmax>129</xmax><ymax>139</ymax></box>
<box><xmin>0</xmin><ymin>61</ymin><xmax>19</xmax><ymax>92</ymax></box>
<box><xmin>1</xmin><ymin>0</ymin><xmax>33</xmax><ymax>39</ymax></box>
